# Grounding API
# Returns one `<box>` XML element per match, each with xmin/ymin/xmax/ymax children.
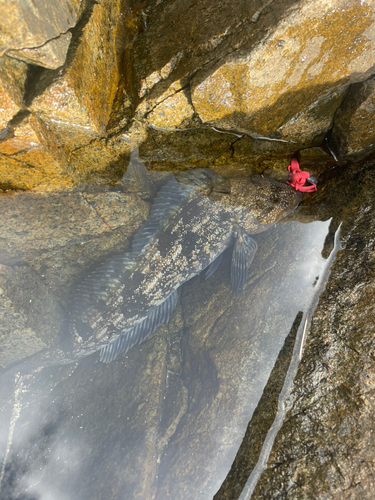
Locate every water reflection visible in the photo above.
<box><xmin>0</xmin><ymin>162</ymin><xmax>332</xmax><ymax>499</ymax></box>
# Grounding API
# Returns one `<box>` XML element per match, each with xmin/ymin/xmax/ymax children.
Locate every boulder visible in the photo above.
<box><xmin>0</xmin><ymin>0</ymin><xmax>82</xmax><ymax>68</ymax></box>
<box><xmin>0</xmin><ymin>56</ymin><xmax>28</xmax><ymax>130</ymax></box>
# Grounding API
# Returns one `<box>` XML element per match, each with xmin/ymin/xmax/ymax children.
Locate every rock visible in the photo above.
<box><xmin>0</xmin><ymin>328</ymin><xmax>170</xmax><ymax>500</ymax></box>
<box><xmin>0</xmin><ymin>56</ymin><xmax>28</xmax><ymax>130</ymax></box>
<box><xmin>190</xmin><ymin>0</ymin><xmax>375</xmax><ymax>144</ymax></box>
<box><xmin>1</xmin><ymin>0</ymin><xmax>375</xmax><ymax>188</ymax></box>
<box><xmin>0</xmin><ymin>0</ymin><xmax>81</xmax><ymax>67</ymax></box>
<box><xmin>127</xmin><ymin>0</ymin><xmax>375</xmax><ymax>172</ymax></box>
<box><xmin>0</xmin><ymin>210</ymin><xmax>333</xmax><ymax>498</ymax></box>
<box><xmin>0</xmin><ymin>186</ymin><xmax>148</xmax><ymax>368</ymax></box>
<box><xmin>6</xmin><ymin>32</ymin><xmax>72</xmax><ymax>70</ymax></box>
<box><xmin>330</xmin><ymin>75</ymin><xmax>375</xmax><ymax>160</ymax></box>
<box><xmin>147</xmin><ymin>89</ymin><xmax>195</xmax><ymax>130</ymax></box>
<box><xmin>246</xmin><ymin>166</ymin><xmax>375</xmax><ymax>499</ymax></box>
<box><xmin>0</xmin><ymin>264</ymin><xmax>64</xmax><ymax>367</ymax></box>
<box><xmin>0</xmin><ymin>112</ymin><xmax>73</xmax><ymax>190</ymax></box>
<box><xmin>152</xmin><ymin>219</ymin><xmax>332</xmax><ymax>500</ymax></box>
<box><xmin>30</xmin><ymin>0</ymin><xmax>125</xmax><ymax>139</ymax></box>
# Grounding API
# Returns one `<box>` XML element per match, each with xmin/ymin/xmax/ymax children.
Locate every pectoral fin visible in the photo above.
<box><xmin>100</xmin><ymin>290</ymin><xmax>178</xmax><ymax>363</ymax></box>
<box><xmin>205</xmin><ymin>252</ymin><xmax>224</xmax><ymax>280</ymax></box>
<box><xmin>231</xmin><ymin>230</ymin><xmax>258</xmax><ymax>293</ymax></box>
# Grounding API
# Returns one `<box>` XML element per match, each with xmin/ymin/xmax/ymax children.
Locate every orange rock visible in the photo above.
<box><xmin>0</xmin><ymin>56</ymin><xmax>28</xmax><ymax>129</ymax></box>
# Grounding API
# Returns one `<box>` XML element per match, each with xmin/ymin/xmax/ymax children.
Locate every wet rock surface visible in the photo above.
<box><xmin>0</xmin><ymin>0</ymin><xmax>82</xmax><ymax>68</ymax></box>
<box><xmin>1</xmin><ymin>0</ymin><xmax>375</xmax><ymax>187</ymax></box>
<box><xmin>214</xmin><ymin>163</ymin><xmax>375</xmax><ymax>499</ymax></box>
<box><xmin>0</xmin><ymin>213</ymin><xmax>332</xmax><ymax>499</ymax></box>
<box><xmin>248</xmin><ymin>166</ymin><xmax>375</xmax><ymax>499</ymax></box>
<box><xmin>0</xmin><ymin>0</ymin><xmax>375</xmax><ymax>498</ymax></box>
<box><xmin>330</xmin><ymin>75</ymin><xmax>375</xmax><ymax>161</ymax></box>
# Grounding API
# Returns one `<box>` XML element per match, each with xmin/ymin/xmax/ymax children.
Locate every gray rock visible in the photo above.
<box><xmin>0</xmin><ymin>213</ymin><xmax>332</xmax><ymax>499</ymax></box>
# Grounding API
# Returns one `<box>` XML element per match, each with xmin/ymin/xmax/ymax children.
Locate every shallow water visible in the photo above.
<box><xmin>0</xmin><ymin>184</ymin><xmax>334</xmax><ymax>500</ymax></box>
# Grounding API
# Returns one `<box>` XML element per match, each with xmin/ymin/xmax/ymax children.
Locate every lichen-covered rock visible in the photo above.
<box><xmin>147</xmin><ymin>89</ymin><xmax>195</xmax><ymax>129</ymax></box>
<box><xmin>0</xmin><ymin>112</ymin><xmax>73</xmax><ymax>190</ymax></box>
<box><xmin>6</xmin><ymin>32</ymin><xmax>73</xmax><ymax>70</ymax></box>
<box><xmin>0</xmin><ymin>0</ymin><xmax>81</xmax><ymax>68</ymax></box>
<box><xmin>190</xmin><ymin>0</ymin><xmax>375</xmax><ymax>143</ymax></box>
<box><xmin>1</xmin><ymin>0</ymin><xmax>375</xmax><ymax>188</ymax></box>
<box><xmin>330</xmin><ymin>75</ymin><xmax>375</xmax><ymax>160</ymax></box>
<box><xmin>29</xmin><ymin>0</ymin><xmax>127</xmax><ymax>176</ymax></box>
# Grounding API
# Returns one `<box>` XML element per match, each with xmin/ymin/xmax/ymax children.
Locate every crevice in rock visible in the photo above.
<box><xmin>0</xmin><ymin>110</ymin><xmax>31</xmax><ymax>142</ymax></box>
<box><xmin>142</xmin><ymin>82</ymin><xmax>192</xmax><ymax>119</ymax></box>
<box><xmin>6</xmin><ymin>28</ymin><xmax>72</xmax><ymax>55</ymax></box>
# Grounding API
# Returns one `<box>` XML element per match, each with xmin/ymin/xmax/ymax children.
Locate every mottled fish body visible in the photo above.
<box><xmin>69</xmin><ymin>152</ymin><xmax>300</xmax><ymax>364</ymax></box>
<box><xmin>71</xmin><ymin>183</ymin><xmax>256</xmax><ymax>358</ymax></box>
<box><xmin>3</xmin><ymin>149</ymin><xmax>301</xmax><ymax>374</ymax></box>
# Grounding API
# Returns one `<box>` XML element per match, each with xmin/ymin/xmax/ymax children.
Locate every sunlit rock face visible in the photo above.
<box><xmin>0</xmin><ymin>0</ymin><xmax>82</xmax><ymax>69</ymax></box>
<box><xmin>0</xmin><ymin>56</ymin><xmax>27</xmax><ymax>129</ymax></box>
<box><xmin>1</xmin><ymin>0</ymin><xmax>375</xmax><ymax>188</ymax></box>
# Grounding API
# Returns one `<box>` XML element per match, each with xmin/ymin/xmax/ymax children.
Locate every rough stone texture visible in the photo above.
<box><xmin>0</xmin><ymin>328</ymin><xmax>170</xmax><ymax>500</ymax></box>
<box><xmin>0</xmin><ymin>112</ymin><xmax>73</xmax><ymax>191</ymax></box>
<box><xmin>190</xmin><ymin>0</ymin><xmax>371</xmax><ymax>142</ymax></box>
<box><xmin>1</xmin><ymin>0</ymin><xmax>375</xmax><ymax>189</ymax></box>
<box><xmin>133</xmin><ymin>0</ymin><xmax>375</xmax><ymax>169</ymax></box>
<box><xmin>6</xmin><ymin>32</ymin><xmax>73</xmax><ymax>70</ymax></box>
<box><xmin>30</xmin><ymin>0</ymin><xmax>125</xmax><ymax>138</ymax></box>
<box><xmin>0</xmin><ymin>0</ymin><xmax>374</xmax><ymax>496</ymax></box>
<box><xmin>0</xmin><ymin>56</ymin><xmax>28</xmax><ymax>129</ymax></box>
<box><xmin>0</xmin><ymin>264</ymin><xmax>65</xmax><ymax>367</ymax></box>
<box><xmin>250</xmin><ymin>165</ymin><xmax>375</xmax><ymax>499</ymax></box>
<box><xmin>0</xmin><ymin>0</ymin><xmax>81</xmax><ymax>66</ymax></box>
<box><xmin>330</xmin><ymin>75</ymin><xmax>375</xmax><ymax>160</ymax></box>
<box><xmin>0</xmin><ymin>186</ymin><xmax>148</xmax><ymax>368</ymax></box>
<box><xmin>147</xmin><ymin>89</ymin><xmax>195</xmax><ymax>129</ymax></box>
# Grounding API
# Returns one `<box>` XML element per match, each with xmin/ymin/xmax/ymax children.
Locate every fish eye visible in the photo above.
<box><xmin>271</xmin><ymin>197</ymin><xmax>280</xmax><ymax>203</ymax></box>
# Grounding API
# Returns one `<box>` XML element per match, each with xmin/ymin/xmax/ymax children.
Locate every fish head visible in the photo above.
<box><xmin>219</xmin><ymin>175</ymin><xmax>302</xmax><ymax>228</ymax></box>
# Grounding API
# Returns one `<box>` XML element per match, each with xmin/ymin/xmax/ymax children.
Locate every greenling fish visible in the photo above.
<box><xmin>4</xmin><ymin>149</ymin><xmax>300</xmax><ymax>373</ymax></box>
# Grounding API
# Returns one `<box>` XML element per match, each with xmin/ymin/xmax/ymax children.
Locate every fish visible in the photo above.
<box><xmin>3</xmin><ymin>149</ymin><xmax>301</xmax><ymax>374</ymax></box>
<box><xmin>69</xmin><ymin>150</ymin><xmax>300</xmax><ymax>364</ymax></box>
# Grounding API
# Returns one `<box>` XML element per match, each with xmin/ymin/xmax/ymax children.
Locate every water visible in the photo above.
<box><xmin>0</xmin><ymin>179</ymin><xmax>334</xmax><ymax>499</ymax></box>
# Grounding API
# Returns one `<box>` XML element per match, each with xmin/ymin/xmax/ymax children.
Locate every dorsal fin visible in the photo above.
<box><xmin>231</xmin><ymin>229</ymin><xmax>258</xmax><ymax>293</ymax></box>
<box><xmin>131</xmin><ymin>176</ymin><xmax>193</xmax><ymax>253</ymax></box>
<box><xmin>121</xmin><ymin>147</ymin><xmax>155</xmax><ymax>198</ymax></box>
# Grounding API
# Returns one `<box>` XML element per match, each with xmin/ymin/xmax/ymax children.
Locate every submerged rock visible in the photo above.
<box><xmin>0</xmin><ymin>185</ymin><xmax>148</xmax><ymax>369</ymax></box>
<box><xmin>0</xmin><ymin>216</ymin><xmax>332</xmax><ymax>500</ymax></box>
